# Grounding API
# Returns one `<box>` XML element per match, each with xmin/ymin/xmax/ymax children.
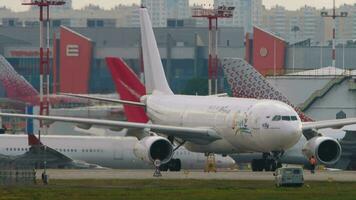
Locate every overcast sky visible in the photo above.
<box><xmin>0</xmin><ymin>0</ymin><xmax>354</xmax><ymax>11</ymax></box>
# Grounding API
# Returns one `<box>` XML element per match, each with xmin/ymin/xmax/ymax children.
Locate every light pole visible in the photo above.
<box><xmin>321</xmin><ymin>0</ymin><xmax>348</xmax><ymax>68</ymax></box>
<box><xmin>342</xmin><ymin>41</ymin><xmax>345</xmax><ymax>70</ymax></box>
<box><xmin>291</xmin><ymin>26</ymin><xmax>300</xmax><ymax>73</ymax></box>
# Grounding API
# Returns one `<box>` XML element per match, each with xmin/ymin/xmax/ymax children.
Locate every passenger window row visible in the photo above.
<box><xmin>176</xmin><ymin>151</ymin><xmax>190</xmax><ymax>155</ymax></box>
<box><xmin>5</xmin><ymin>148</ymin><xmax>104</xmax><ymax>153</ymax></box>
<box><xmin>5</xmin><ymin>148</ymin><xmax>29</xmax><ymax>151</ymax></box>
<box><xmin>54</xmin><ymin>148</ymin><xmax>104</xmax><ymax>153</ymax></box>
<box><xmin>272</xmin><ymin>115</ymin><xmax>298</xmax><ymax>121</ymax></box>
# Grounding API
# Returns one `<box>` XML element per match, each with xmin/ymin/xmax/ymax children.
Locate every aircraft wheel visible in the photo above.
<box><xmin>175</xmin><ymin>159</ymin><xmax>181</xmax><ymax>171</ymax></box>
<box><xmin>270</xmin><ymin>160</ymin><xmax>277</xmax><ymax>171</ymax></box>
<box><xmin>159</xmin><ymin>164</ymin><xmax>169</xmax><ymax>171</ymax></box>
<box><xmin>252</xmin><ymin>159</ymin><xmax>264</xmax><ymax>171</ymax></box>
<box><xmin>169</xmin><ymin>159</ymin><xmax>181</xmax><ymax>171</ymax></box>
<box><xmin>251</xmin><ymin>159</ymin><xmax>258</xmax><ymax>171</ymax></box>
<box><xmin>264</xmin><ymin>159</ymin><xmax>273</xmax><ymax>171</ymax></box>
<box><xmin>276</xmin><ymin>162</ymin><xmax>282</xmax><ymax>169</ymax></box>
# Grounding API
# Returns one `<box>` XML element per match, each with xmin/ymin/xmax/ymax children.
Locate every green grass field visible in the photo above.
<box><xmin>0</xmin><ymin>179</ymin><xmax>355</xmax><ymax>200</ymax></box>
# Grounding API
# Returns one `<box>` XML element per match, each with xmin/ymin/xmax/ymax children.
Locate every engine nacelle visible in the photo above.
<box><xmin>133</xmin><ymin>136</ymin><xmax>173</xmax><ymax>164</ymax></box>
<box><xmin>302</xmin><ymin>136</ymin><xmax>342</xmax><ymax>165</ymax></box>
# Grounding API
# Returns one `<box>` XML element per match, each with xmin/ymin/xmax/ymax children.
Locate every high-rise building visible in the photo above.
<box><xmin>167</xmin><ymin>0</ymin><xmax>190</xmax><ymax>19</ymax></box>
<box><xmin>141</xmin><ymin>0</ymin><xmax>167</xmax><ymax>27</ymax></box>
<box><xmin>262</xmin><ymin>5</ymin><xmax>288</xmax><ymax>38</ymax></box>
<box><xmin>262</xmin><ymin>5</ymin><xmax>319</xmax><ymax>43</ymax></box>
<box><xmin>214</xmin><ymin>0</ymin><xmax>263</xmax><ymax>33</ymax></box>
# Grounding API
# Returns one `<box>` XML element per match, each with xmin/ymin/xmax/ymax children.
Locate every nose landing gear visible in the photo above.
<box><xmin>153</xmin><ymin>159</ymin><xmax>162</xmax><ymax>177</ymax></box>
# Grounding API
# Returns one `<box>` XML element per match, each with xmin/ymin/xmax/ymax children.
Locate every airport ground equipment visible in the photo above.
<box><xmin>274</xmin><ymin>167</ymin><xmax>304</xmax><ymax>187</ymax></box>
<box><xmin>204</xmin><ymin>153</ymin><xmax>217</xmax><ymax>172</ymax></box>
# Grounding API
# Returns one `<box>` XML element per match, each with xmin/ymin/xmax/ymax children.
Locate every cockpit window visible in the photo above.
<box><xmin>291</xmin><ymin>116</ymin><xmax>298</xmax><ymax>121</ymax></box>
<box><xmin>282</xmin><ymin>116</ymin><xmax>291</xmax><ymax>121</ymax></box>
<box><xmin>272</xmin><ymin>115</ymin><xmax>281</xmax><ymax>121</ymax></box>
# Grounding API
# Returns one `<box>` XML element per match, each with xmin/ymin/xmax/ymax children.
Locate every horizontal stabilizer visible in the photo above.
<box><xmin>61</xmin><ymin>93</ymin><xmax>146</xmax><ymax>107</ymax></box>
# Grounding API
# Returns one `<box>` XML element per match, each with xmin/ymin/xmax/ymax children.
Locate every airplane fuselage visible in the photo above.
<box><xmin>0</xmin><ymin>134</ymin><xmax>233</xmax><ymax>169</ymax></box>
<box><xmin>144</xmin><ymin>94</ymin><xmax>302</xmax><ymax>154</ymax></box>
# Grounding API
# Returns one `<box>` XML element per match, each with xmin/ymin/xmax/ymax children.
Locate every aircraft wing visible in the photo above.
<box><xmin>302</xmin><ymin>118</ymin><xmax>356</xmax><ymax>131</ymax></box>
<box><xmin>0</xmin><ymin>113</ymin><xmax>222</xmax><ymax>144</ymax></box>
<box><xmin>61</xmin><ymin>93</ymin><xmax>145</xmax><ymax>107</ymax></box>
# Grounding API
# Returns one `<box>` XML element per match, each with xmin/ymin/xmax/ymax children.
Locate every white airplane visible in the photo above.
<box><xmin>1</xmin><ymin>8</ymin><xmax>356</xmax><ymax>171</ymax></box>
<box><xmin>222</xmin><ymin>58</ymin><xmax>353</xmax><ymax>171</ymax></box>
<box><xmin>0</xmin><ymin>134</ymin><xmax>234</xmax><ymax>170</ymax></box>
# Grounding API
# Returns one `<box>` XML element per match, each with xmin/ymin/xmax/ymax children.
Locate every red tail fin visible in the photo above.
<box><xmin>106</xmin><ymin>57</ymin><xmax>148</xmax><ymax>123</ymax></box>
<box><xmin>26</xmin><ymin>105</ymin><xmax>42</xmax><ymax>146</ymax></box>
<box><xmin>0</xmin><ymin>55</ymin><xmax>39</xmax><ymax>104</ymax></box>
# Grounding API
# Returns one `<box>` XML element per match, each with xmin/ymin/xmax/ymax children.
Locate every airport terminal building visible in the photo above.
<box><xmin>2</xmin><ymin>23</ymin><xmax>356</xmax><ymax>121</ymax></box>
<box><xmin>0</xmin><ymin>25</ymin><xmax>245</xmax><ymax>95</ymax></box>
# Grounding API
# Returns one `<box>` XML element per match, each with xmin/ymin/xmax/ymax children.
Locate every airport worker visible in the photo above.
<box><xmin>309</xmin><ymin>156</ymin><xmax>317</xmax><ymax>174</ymax></box>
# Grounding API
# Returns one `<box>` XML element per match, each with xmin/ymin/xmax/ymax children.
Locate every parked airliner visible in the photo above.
<box><xmin>2</xmin><ymin>8</ymin><xmax>356</xmax><ymax>170</ymax></box>
<box><xmin>0</xmin><ymin>134</ymin><xmax>234</xmax><ymax>170</ymax></box>
<box><xmin>222</xmin><ymin>58</ymin><xmax>353</xmax><ymax>171</ymax></box>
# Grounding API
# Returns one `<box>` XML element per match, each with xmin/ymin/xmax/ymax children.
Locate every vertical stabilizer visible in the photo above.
<box><xmin>222</xmin><ymin>58</ymin><xmax>313</xmax><ymax>122</ymax></box>
<box><xmin>106</xmin><ymin>57</ymin><xmax>149</xmax><ymax>123</ymax></box>
<box><xmin>26</xmin><ymin>105</ymin><xmax>42</xmax><ymax>146</ymax></box>
<box><xmin>140</xmin><ymin>8</ymin><xmax>173</xmax><ymax>95</ymax></box>
<box><xmin>0</xmin><ymin>55</ymin><xmax>39</xmax><ymax>104</ymax></box>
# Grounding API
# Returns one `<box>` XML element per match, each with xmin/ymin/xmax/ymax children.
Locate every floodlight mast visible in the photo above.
<box><xmin>192</xmin><ymin>6</ymin><xmax>234</xmax><ymax>95</ymax></box>
<box><xmin>22</xmin><ymin>0</ymin><xmax>65</xmax><ymax>135</ymax></box>
<box><xmin>320</xmin><ymin>0</ymin><xmax>348</xmax><ymax>68</ymax></box>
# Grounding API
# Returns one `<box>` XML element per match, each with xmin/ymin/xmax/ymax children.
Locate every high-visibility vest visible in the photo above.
<box><xmin>310</xmin><ymin>158</ymin><xmax>316</xmax><ymax>165</ymax></box>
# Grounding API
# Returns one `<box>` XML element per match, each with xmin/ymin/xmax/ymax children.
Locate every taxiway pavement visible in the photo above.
<box><xmin>40</xmin><ymin>169</ymin><xmax>356</xmax><ymax>182</ymax></box>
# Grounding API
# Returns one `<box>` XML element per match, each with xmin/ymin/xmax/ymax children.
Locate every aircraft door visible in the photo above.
<box><xmin>113</xmin><ymin>143</ymin><xmax>123</xmax><ymax>160</ymax></box>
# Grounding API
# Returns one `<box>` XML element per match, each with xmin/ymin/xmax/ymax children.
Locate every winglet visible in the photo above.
<box><xmin>139</xmin><ymin>8</ymin><xmax>173</xmax><ymax>95</ymax></box>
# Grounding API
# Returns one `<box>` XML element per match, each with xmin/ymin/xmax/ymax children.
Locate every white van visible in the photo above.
<box><xmin>274</xmin><ymin>167</ymin><xmax>304</xmax><ymax>187</ymax></box>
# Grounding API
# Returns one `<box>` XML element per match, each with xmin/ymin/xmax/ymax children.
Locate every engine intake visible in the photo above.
<box><xmin>134</xmin><ymin>136</ymin><xmax>173</xmax><ymax>164</ymax></box>
<box><xmin>302</xmin><ymin>136</ymin><xmax>342</xmax><ymax>165</ymax></box>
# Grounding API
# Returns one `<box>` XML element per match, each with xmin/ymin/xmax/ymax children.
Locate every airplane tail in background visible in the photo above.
<box><xmin>106</xmin><ymin>57</ymin><xmax>149</xmax><ymax>123</ymax></box>
<box><xmin>25</xmin><ymin>105</ymin><xmax>42</xmax><ymax>146</ymax></box>
<box><xmin>139</xmin><ymin>8</ymin><xmax>173</xmax><ymax>95</ymax></box>
<box><xmin>0</xmin><ymin>55</ymin><xmax>39</xmax><ymax>104</ymax></box>
<box><xmin>222</xmin><ymin>58</ymin><xmax>313</xmax><ymax>122</ymax></box>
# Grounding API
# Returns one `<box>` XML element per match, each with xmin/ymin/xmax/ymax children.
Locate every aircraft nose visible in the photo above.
<box><xmin>217</xmin><ymin>156</ymin><xmax>236</xmax><ymax>168</ymax></box>
<box><xmin>260</xmin><ymin>122</ymin><xmax>302</xmax><ymax>151</ymax></box>
<box><xmin>280</xmin><ymin>123</ymin><xmax>302</xmax><ymax>149</ymax></box>
<box><xmin>226</xmin><ymin>156</ymin><xmax>236</xmax><ymax>166</ymax></box>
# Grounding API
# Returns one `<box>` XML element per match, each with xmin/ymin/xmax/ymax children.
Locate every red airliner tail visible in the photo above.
<box><xmin>106</xmin><ymin>57</ymin><xmax>148</xmax><ymax>123</ymax></box>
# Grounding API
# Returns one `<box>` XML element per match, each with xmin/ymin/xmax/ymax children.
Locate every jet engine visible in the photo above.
<box><xmin>133</xmin><ymin>136</ymin><xmax>173</xmax><ymax>164</ymax></box>
<box><xmin>302</xmin><ymin>136</ymin><xmax>342</xmax><ymax>165</ymax></box>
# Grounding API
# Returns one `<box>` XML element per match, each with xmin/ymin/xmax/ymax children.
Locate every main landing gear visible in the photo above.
<box><xmin>159</xmin><ymin>137</ymin><xmax>183</xmax><ymax>172</ymax></box>
<box><xmin>159</xmin><ymin>159</ymin><xmax>181</xmax><ymax>172</ymax></box>
<box><xmin>251</xmin><ymin>152</ymin><xmax>283</xmax><ymax>172</ymax></box>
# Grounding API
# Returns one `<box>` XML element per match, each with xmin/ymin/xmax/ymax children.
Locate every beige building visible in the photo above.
<box><xmin>214</xmin><ymin>0</ymin><xmax>263</xmax><ymax>33</ymax></box>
